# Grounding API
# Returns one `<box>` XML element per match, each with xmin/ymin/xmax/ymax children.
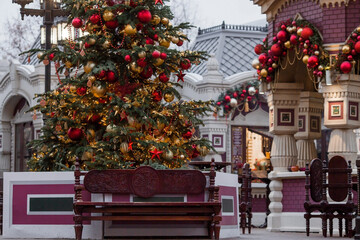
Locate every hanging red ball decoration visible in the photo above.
<box><xmin>224</xmin><ymin>95</ymin><xmax>231</xmax><ymax>102</ymax></box>
<box><xmin>177</xmin><ymin>40</ymin><xmax>183</xmax><ymax>46</ymax></box>
<box><xmin>254</xmin><ymin>44</ymin><xmax>263</xmax><ymax>55</ymax></box>
<box><xmin>258</xmin><ymin>53</ymin><xmax>267</xmax><ymax>64</ymax></box>
<box><xmin>125</xmin><ymin>55</ymin><xmax>132</xmax><ymax>62</ymax></box>
<box><xmin>67</xmin><ymin>128</ymin><xmax>83</xmax><ymax>141</ymax></box>
<box><xmin>140</xmin><ymin>66</ymin><xmax>153</xmax><ymax>79</ymax></box>
<box><xmin>89</xmin><ymin>114</ymin><xmax>101</xmax><ymax>123</ymax></box>
<box><xmin>72</xmin><ymin>18</ymin><xmax>83</xmax><ymax>28</ymax></box>
<box><xmin>89</xmin><ymin>14</ymin><xmax>101</xmax><ymax>24</ymax></box>
<box><xmin>76</xmin><ymin>87</ymin><xmax>87</xmax><ymax>96</ymax></box>
<box><xmin>152</xmin><ymin>50</ymin><xmax>160</xmax><ymax>58</ymax></box>
<box><xmin>276</xmin><ymin>30</ymin><xmax>287</xmax><ymax>42</ymax></box>
<box><xmin>105</xmin><ymin>20</ymin><xmax>118</xmax><ymax>29</ymax></box>
<box><xmin>152</xmin><ymin>90</ymin><xmax>162</xmax><ymax>102</ymax></box>
<box><xmin>137</xmin><ymin>9</ymin><xmax>152</xmax><ymax>23</ymax></box>
<box><xmin>137</xmin><ymin>58</ymin><xmax>147</xmax><ymax>68</ymax></box>
<box><xmin>180</xmin><ymin>59</ymin><xmax>191</xmax><ymax>70</ymax></box>
<box><xmin>106</xmin><ymin>71</ymin><xmax>117</xmax><ymax>82</ymax></box>
<box><xmin>307</xmin><ymin>55</ymin><xmax>319</xmax><ymax>68</ymax></box>
<box><xmin>270</xmin><ymin>43</ymin><xmax>282</xmax><ymax>56</ymax></box>
<box><xmin>301</xmin><ymin>27</ymin><xmax>314</xmax><ymax>40</ymax></box>
<box><xmin>159</xmin><ymin>73</ymin><xmax>169</xmax><ymax>83</ymax></box>
<box><xmin>49</xmin><ymin>53</ymin><xmax>55</xmax><ymax>61</ymax></box>
<box><xmin>355</xmin><ymin>41</ymin><xmax>360</xmax><ymax>53</ymax></box>
<box><xmin>340</xmin><ymin>61</ymin><xmax>352</xmax><ymax>74</ymax></box>
<box><xmin>290</xmin><ymin>34</ymin><xmax>298</xmax><ymax>45</ymax></box>
<box><xmin>160</xmin><ymin>52</ymin><xmax>167</xmax><ymax>60</ymax></box>
<box><xmin>146</xmin><ymin>37</ymin><xmax>154</xmax><ymax>45</ymax></box>
<box><xmin>182</xmin><ymin>131</ymin><xmax>192</xmax><ymax>139</ymax></box>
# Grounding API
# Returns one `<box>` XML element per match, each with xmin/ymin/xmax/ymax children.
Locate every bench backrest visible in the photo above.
<box><xmin>327</xmin><ymin>155</ymin><xmax>352</xmax><ymax>202</ymax></box>
<box><xmin>83</xmin><ymin>166</ymin><xmax>206</xmax><ymax>198</ymax></box>
<box><xmin>308</xmin><ymin>158</ymin><xmax>323</xmax><ymax>203</ymax></box>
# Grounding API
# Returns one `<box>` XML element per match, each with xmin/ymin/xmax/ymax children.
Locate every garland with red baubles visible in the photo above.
<box><xmin>252</xmin><ymin>19</ymin><xmax>329</xmax><ymax>83</ymax></box>
<box><xmin>336</xmin><ymin>26</ymin><xmax>360</xmax><ymax>74</ymax></box>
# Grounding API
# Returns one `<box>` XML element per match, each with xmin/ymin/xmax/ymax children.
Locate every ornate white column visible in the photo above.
<box><xmin>267</xmin><ymin>84</ymin><xmax>301</xmax><ymax>172</ymax></box>
<box><xmin>321</xmin><ymin>74</ymin><xmax>360</xmax><ymax>168</ymax></box>
<box><xmin>295</xmin><ymin>92</ymin><xmax>323</xmax><ymax>168</ymax></box>
<box><xmin>0</xmin><ymin>121</ymin><xmax>11</xmax><ymax>176</ymax></box>
<box><xmin>267</xmin><ymin>172</ymin><xmax>283</xmax><ymax>232</ymax></box>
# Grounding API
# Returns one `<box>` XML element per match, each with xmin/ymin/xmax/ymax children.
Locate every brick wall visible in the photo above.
<box><xmin>346</xmin><ymin>0</ymin><xmax>360</xmax><ymax>38</ymax></box>
<box><xmin>282</xmin><ymin>178</ymin><xmax>306</xmax><ymax>212</ymax></box>
<box><xmin>252</xmin><ymin>196</ymin><xmax>267</xmax><ymax>212</ymax></box>
<box><xmin>322</xmin><ymin>3</ymin><xmax>346</xmax><ymax>43</ymax></box>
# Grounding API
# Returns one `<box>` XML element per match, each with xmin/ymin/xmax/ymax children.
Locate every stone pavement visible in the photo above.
<box><xmin>0</xmin><ymin>228</ymin><xmax>330</xmax><ymax>240</ymax></box>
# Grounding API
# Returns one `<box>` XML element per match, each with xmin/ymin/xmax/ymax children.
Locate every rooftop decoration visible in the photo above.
<box><xmin>252</xmin><ymin>19</ymin><xmax>329</xmax><ymax>87</ymax></box>
<box><xmin>336</xmin><ymin>26</ymin><xmax>360</xmax><ymax>74</ymax></box>
<box><xmin>216</xmin><ymin>80</ymin><xmax>260</xmax><ymax>117</ymax></box>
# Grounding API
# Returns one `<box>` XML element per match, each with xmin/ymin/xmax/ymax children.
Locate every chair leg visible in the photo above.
<box><xmin>209</xmin><ymin>222</ymin><xmax>214</xmax><ymax>239</ymax></box>
<box><xmin>240</xmin><ymin>213</ymin><xmax>246</xmax><ymax>234</ymax></box>
<box><xmin>345</xmin><ymin>216</ymin><xmax>349</xmax><ymax>237</ymax></box>
<box><xmin>305</xmin><ymin>214</ymin><xmax>310</xmax><ymax>236</ymax></box>
<box><xmin>74</xmin><ymin>223</ymin><xmax>83</xmax><ymax>240</ymax></box>
<box><xmin>329</xmin><ymin>214</ymin><xmax>333</xmax><ymax>237</ymax></box>
<box><xmin>248</xmin><ymin>213</ymin><xmax>252</xmax><ymax>234</ymax></box>
<box><xmin>339</xmin><ymin>217</ymin><xmax>343</xmax><ymax>237</ymax></box>
<box><xmin>321</xmin><ymin>213</ymin><xmax>327</xmax><ymax>237</ymax></box>
<box><xmin>214</xmin><ymin>221</ymin><xmax>221</xmax><ymax>240</ymax></box>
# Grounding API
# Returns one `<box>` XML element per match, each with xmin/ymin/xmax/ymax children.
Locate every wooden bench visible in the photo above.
<box><xmin>73</xmin><ymin>159</ymin><xmax>222</xmax><ymax>239</ymax></box>
<box><xmin>239</xmin><ymin>163</ymin><xmax>252</xmax><ymax>234</ymax></box>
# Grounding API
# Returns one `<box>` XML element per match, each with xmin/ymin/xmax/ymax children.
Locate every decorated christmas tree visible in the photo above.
<box><xmin>27</xmin><ymin>0</ymin><xmax>213</xmax><ymax>171</ymax></box>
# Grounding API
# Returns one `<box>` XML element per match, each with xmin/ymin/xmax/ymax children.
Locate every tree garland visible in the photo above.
<box><xmin>336</xmin><ymin>26</ymin><xmax>360</xmax><ymax>74</ymax></box>
<box><xmin>216</xmin><ymin>81</ymin><xmax>260</xmax><ymax>116</ymax></box>
<box><xmin>253</xmin><ymin>19</ymin><xmax>329</xmax><ymax>83</ymax></box>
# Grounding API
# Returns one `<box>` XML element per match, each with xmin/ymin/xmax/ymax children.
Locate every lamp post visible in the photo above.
<box><xmin>12</xmin><ymin>0</ymin><xmax>67</xmax><ymax>92</ymax></box>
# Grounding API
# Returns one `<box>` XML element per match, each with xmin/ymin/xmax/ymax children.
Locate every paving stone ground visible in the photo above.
<box><xmin>0</xmin><ymin>228</ymin><xmax>337</xmax><ymax>239</ymax></box>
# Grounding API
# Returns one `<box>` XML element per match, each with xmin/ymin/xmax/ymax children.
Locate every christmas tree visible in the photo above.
<box><xmin>27</xmin><ymin>0</ymin><xmax>213</xmax><ymax>171</ymax></box>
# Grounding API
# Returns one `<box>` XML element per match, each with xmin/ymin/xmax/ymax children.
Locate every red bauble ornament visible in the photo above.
<box><xmin>270</xmin><ymin>43</ymin><xmax>282</xmax><ymax>56</ymax></box>
<box><xmin>140</xmin><ymin>66</ymin><xmax>153</xmax><ymax>79</ymax></box>
<box><xmin>153</xmin><ymin>34</ymin><xmax>158</xmax><ymax>41</ymax></box>
<box><xmin>340</xmin><ymin>61</ymin><xmax>352</xmax><ymax>74</ymax></box>
<box><xmin>233</xmin><ymin>92</ymin><xmax>238</xmax><ymax>98</ymax></box>
<box><xmin>180</xmin><ymin>59</ymin><xmax>191</xmax><ymax>70</ymax></box>
<box><xmin>76</xmin><ymin>87</ymin><xmax>87</xmax><ymax>96</ymax></box>
<box><xmin>160</xmin><ymin>52</ymin><xmax>167</xmax><ymax>60</ymax></box>
<box><xmin>258</xmin><ymin>53</ymin><xmax>267</xmax><ymax>64</ymax></box>
<box><xmin>68</xmin><ymin>128</ymin><xmax>83</xmax><ymax>141</ymax></box>
<box><xmin>98</xmin><ymin>70</ymin><xmax>106</xmax><ymax>79</ymax></box>
<box><xmin>105</xmin><ymin>20</ymin><xmax>118</xmax><ymax>29</ymax></box>
<box><xmin>72</xmin><ymin>18</ymin><xmax>83</xmax><ymax>28</ymax></box>
<box><xmin>152</xmin><ymin>90</ymin><xmax>162</xmax><ymax>102</ymax></box>
<box><xmin>107</xmin><ymin>71</ymin><xmax>117</xmax><ymax>82</ymax></box>
<box><xmin>276</xmin><ymin>30</ymin><xmax>287</xmax><ymax>42</ymax></box>
<box><xmin>224</xmin><ymin>95</ymin><xmax>231</xmax><ymax>102</ymax></box>
<box><xmin>125</xmin><ymin>55</ymin><xmax>132</xmax><ymax>62</ymax></box>
<box><xmin>182</xmin><ymin>131</ymin><xmax>192</xmax><ymax>139</ymax></box>
<box><xmin>159</xmin><ymin>73</ymin><xmax>169</xmax><ymax>83</ymax></box>
<box><xmin>84</xmin><ymin>42</ymin><xmax>90</xmax><ymax>48</ymax></box>
<box><xmin>266</xmin><ymin>76</ymin><xmax>272</xmax><ymax>82</ymax></box>
<box><xmin>177</xmin><ymin>40</ymin><xmax>183</xmax><ymax>46</ymax></box>
<box><xmin>137</xmin><ymin>9</ymin><xmax>152</xmax><ymax>23</ymax></box>
<box><xmin>217</xmin><ymin>101</ymin><xmax>222</xmax><ymax>106</ymax></box>
<box><xmin>146</xmin><ymin>38</ymin><xmax>154</xmax><ymax>45</ymax></box>
<box><xmin>137</xmin><ymin>58</ymin><xmax>147</xmax><ymax>68</ymax></box>
<box><xmin>354</xmin><ymin>41</ymin><xmax>360</xmax><ymax>53</ymax></box>
<box><xmin>89</xmin><ymin>114</ymin><xmax>101</xmax><ymax>123</ymax></box>
<box><xmin>301</xmin><ymin>27</ymin><xmax>314</xmax><ymax>40</ymax></box>
<box><xmin>152</xmin><ymin>50</ymin><xmax>160</xmax><ymax>58</ymax></box>
<box><xmin>307</xmin><ymin>55</ymin><xmax>318</xmax><ymax>68</ymax></box>
<box><xmin>254</xmin><ymin>44</ymin><xmax>263</xmax><ymax>55</ymax></box>
<box><xmin>106</xmin><ymin>0</ymin><xmax>114</xmax><ymax>6</ymax></box>
<box><xmin>348</xmin><ymin>55</ymin><xmax>354</xmax><ymax>61</ymax></box>
<box><xmin>290</xmin><ymin>34</ymin><xmax>298</xmax><ymax>45</ymax></box>
<box><xmin>49</xmin><ymin>53</ymin><xmax>55</xmax><ymax>61</ymax></box>
<box><xmin>89</xmin><ymin>14</ymin><xmax>101</xmax><ymax>24</ymax></box>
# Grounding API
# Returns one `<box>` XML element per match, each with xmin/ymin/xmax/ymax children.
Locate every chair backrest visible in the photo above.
<box><xmin>327</xmin><ymin>155</ymin><xmax>351</xmax><ymax>202</ymax></box>
<box><xmin>240</xmin><ymin>164</ymin><xmax>252</xmax><ymax>204</ymax></box>
<box><xmin>308</xmin><ymin>158</ymin><xmax>323</xmax><ymax>203</ymax></box>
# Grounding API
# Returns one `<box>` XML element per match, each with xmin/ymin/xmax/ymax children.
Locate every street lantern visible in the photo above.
<box><xmin>12</xmin><ymin>0</ymin><xmax>67</xmax><ymax>92</ymax></box>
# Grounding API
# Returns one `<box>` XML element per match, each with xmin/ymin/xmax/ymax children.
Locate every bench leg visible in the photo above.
<box><xmin>321</xmin><ymin>213</ymin><xmax>327</xmax><ymax>237</ymax></box>
<box><xmin>214</xmin><ymin>224</ymin><xmax>220</xmax><ymax>240</ymax></box>
<box><xmin>74</xmin><ymin>223</ymin><xmax>83</xmax><ymax>240</ymax></box>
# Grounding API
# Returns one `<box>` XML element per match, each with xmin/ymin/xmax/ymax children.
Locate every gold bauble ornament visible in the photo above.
<box><xmin>302</xmin><ymin>55</ymin><xmax>309</xmax><ymax>64</ymax></box>
<box><xmin>161</xmin><ymin>18</ymin><xmax>169</xmax><ymax>25</ymax></box>
<box><xmin>69</xmin><ymin>85</ymin><xmax>77</xmax><ymax>93</ymax></box>
<box><xmin>84</xmin><ymin>61</ymin><xmax>96</xmax><ymax>74</ymax></box>
<box><xmin>103</xmin><ymin>10</ymin><xmax>115</xmax><ymax>21</ymax></box>
<box><xmin>124</xmin><ymin>24</ymin><xmax>137</xmax><ymax>35</ymax></box>
<box><xmin>86</xmin><ymin>22</ymin><xmax>95</xmax><ymax>32</ymax></box>
<box><xmin>163</xmin><ymin>150</ymin><xmax>174</xmax><ymax>160</ymax></box>
<box><xmin>37</xmin><ymin>52</ymin><xmax>44</xmax><ymax>59</ymax></box>
<box><xmin>91</xmin><ymin>85</ymin><xmax>107</xmax><ymax>98</ymax></box>
<box><xmin>171</xmin><ymin>36</ymin><xmax>179</xmax><ymax>44</ymax></box>
<box><xmin>138</xmin><ymin>51</ymin><xmax>146</xmax><ymax>58</ymax></box>
<box><xmin>154</xmin><ymin>58</ymin><xmax>164</xmax><ymax>66</ymax></box>
<box><xmin>88</xmin><ymin>75</ymin><xmax>96</xmax><ymax>83</ymax></box>
<box><xmin>174</xmin><ymin>138</ymin><xmax>181</xmax><ymax>146</ymax></box>
<box><xmin>86</xmin><ymin>129</ymin><xmax>96</xmax><ymax>140</ymax></box>
<box><xmin>159</xmin><ymin>39</ymin><xmax>170</xmax><ymax>48</ymax></box>
<box><xmin>314</xmin><ymin>51</ymin><xmax>320</xmax><ymax>56</ymax></box>
<box><xmin>120</xmin><ymin>142</ymin><xmax>129</xmax><ymax>154</ymax></box>
<box><xmin>318</xmin><ymin>65</ymin><xmax>324</xmax><ymax>71</ymax></box>
<box><xmin>292</xmin><ymin>26</ymin><xmax>297</xmax><ymax>33</ymax></box>
<box><xmin>130</xmin><ymin>62</ymin><xmax>143</xmax><ymax>73</ymax></box>
<box><xmin>357</xmin><ymin>26</ymin><xmax>360</xmax><ymax>32</ymax></box>
<box><xmin>252</xmin><ymin>59</ymin><xmax>260</xmax><ymax>69</ymax></box>
<box><xmin>102</xmin><ymin>40</ymin><xmax>111</xmax><ymax>49</ymax></box>
<box><xmin>88</xmin><ymin>38</ymin><xmax>96</xmax><ymax>45</ymax></box>
<box><xmin>272</xmin><ymin>63</ymin><xmax>278</xmax><ymax>69</ymax></box>
<box><xmin>164</xmin><ymin>93</ymin><xmax>174</xmax><ymax>102</ymax></box>
<box><xmin>65</xmin><ymin>61</ymin><xmax>73</xmax><ymax>69</ymax></box>
<box><xmin>304</xmin><ymin>43</ymin><xmax>308</xmax><ymax>49</ymax></box>
<box><xmin>106</xmin><ymin>124</ymin><xmax>116</xmax><ymax>133</ymax></box>
<box><xmin>199</xmin><ymin>146</ymin><xmax>210</xmax><ymax>157</ymax></box>
<box><xmin>82</xmin><ymin>150</ymin><xmax>93</xmax><ymax>160</ymax></box>
<box><xmin>284</xmin><ymin>41</ymin><xmax>291</xmax><ymax>49</ymax></box>
<box><xmin>342</xmin><ymin>45</ymin><xmax>351</xmax><ymax>54</ymax></box>
<box><xmin>151</xmin><ymin>15</ymin><xmax>161</xmax><ymax>25</ymax></box>
<box><xmin>297</xmin><ymin>28</ymin><xmax>303</xmax><ymax>36</ymax></box>
<box><xmin>179</xmin><ymin>154</ymin><xmax>185</xmax><ymax>160</ymax></box>
<box><xmin>286</xmin><ymin>26</ymin><xmax>292</xmax><ymax>33</ymax></box>
<box><xmin>260</xmin><ymin>69</ymin><xmax>268</xmax><ymax>77</ymax></box>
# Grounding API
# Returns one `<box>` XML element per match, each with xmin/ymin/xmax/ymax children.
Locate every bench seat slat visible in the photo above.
<box><xmin>81</xmin><ymin>215</ymin><xmax>215</xmax><ymax>221</ymax></box>
<box><xmin>75</xmin><ymin>201</ymin><xmax>220</xmax><ymax>207</ymax></box>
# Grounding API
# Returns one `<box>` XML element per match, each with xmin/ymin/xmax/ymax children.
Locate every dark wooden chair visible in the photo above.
<box><xmin>239</xmin><ymin>163</ymin><xmax>252</xmax><ymax>234</ymax></box>
<box><xmin>73</xmin><ymin>158</ymin><xmax>222</xmax><ymax>240</ymax></box>
<box><xmin>305</xmin><ymin>156</ymin><xmax>355</xmax><ymax>237</ymax></box>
